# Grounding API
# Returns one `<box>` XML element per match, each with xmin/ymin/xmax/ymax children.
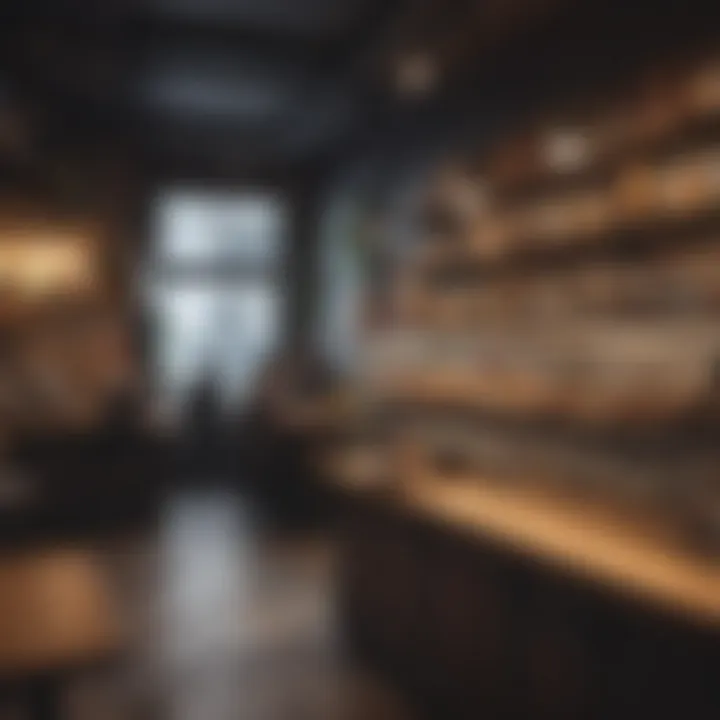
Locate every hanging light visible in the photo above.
<box><xmin>395</xmin><ymin>52</ymin><xmax>439</xmax><ymax>97</ymax></box>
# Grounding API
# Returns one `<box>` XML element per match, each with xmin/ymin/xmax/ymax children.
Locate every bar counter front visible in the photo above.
<box><xmin>327</xmin><ymin>469</ymin><xmax>720</xmax><ymax>719</ymax></box>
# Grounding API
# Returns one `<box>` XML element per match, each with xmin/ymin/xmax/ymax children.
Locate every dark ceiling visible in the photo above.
<box><xmin>0</xmin><ymin>0</ymin><xmax>569</xmax><ymax>183</ymax></box>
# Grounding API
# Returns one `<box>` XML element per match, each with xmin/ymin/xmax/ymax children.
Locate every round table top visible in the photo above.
<box><xmin>0</xmin><ymin>547</ymin><xmax>121</xmax><ymax>677</ymax></box>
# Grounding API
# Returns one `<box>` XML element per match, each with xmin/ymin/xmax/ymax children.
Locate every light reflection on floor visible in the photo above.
<box><xmin>68</xmin><ymin>489</ymin><xmax>412</xmax><ymax>720</ymax></box>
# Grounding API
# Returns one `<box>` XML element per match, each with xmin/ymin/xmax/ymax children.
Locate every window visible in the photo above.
<box><xmin>146</xmin><ymin>189</ymin><xmax>286</xmax><ymax>422</ymax></box>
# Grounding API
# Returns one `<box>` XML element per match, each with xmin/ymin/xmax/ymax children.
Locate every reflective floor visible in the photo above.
<box><xmin>1</xmin><ymin>489</ymin><xmax>413</xmax><ymax>720</ymax></box>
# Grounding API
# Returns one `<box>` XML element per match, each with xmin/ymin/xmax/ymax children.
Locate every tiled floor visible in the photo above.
<box><xmin>62</xmin><ymin>489</ymin><xmax>413</xmax><ymax>720</ymax></box>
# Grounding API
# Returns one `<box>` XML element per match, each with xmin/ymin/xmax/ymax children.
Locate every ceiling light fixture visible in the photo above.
<box><xmin>395</xmin><ymin>53</ymin><xmax>439</xmax><ymax>97</ymax></box>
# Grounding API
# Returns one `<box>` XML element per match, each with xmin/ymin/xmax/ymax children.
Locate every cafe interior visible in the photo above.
<box><xmin>0</xmin><ymin>0</ymin><xmax>720</xmax><ymax>718</ymax></box>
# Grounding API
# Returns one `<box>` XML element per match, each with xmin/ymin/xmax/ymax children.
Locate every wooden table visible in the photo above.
<box><xmin>0</xmin><ymin>548</ymin><xmax>121</xmax><ymax>719</ymax></box>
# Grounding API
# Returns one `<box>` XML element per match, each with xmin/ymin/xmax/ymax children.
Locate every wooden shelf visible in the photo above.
<box><xmin>386</xmin><ymin>374</ymin><xmax>710</xmax><ymax>428</ymax></box>
<box><xmin>492</xmin><ymin>110</ymin><xmax>720</xmax><ymax>207</ymax></box>
<box><xmin>422</xmin><ymin>203</ymin><xmax>720</xmax><ymax>278</ymax></box>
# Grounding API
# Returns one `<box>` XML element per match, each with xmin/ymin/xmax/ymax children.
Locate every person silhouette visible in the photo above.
<box><xmin>183</xmin><ymin>375</ymin><xmax>222</xmax><ymax>479</ymax></box>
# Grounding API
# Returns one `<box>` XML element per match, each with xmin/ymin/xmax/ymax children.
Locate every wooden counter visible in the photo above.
<box><xmin>330</xmin><ymin>473</ymin><xmax>720</xmax><ymax>717</ymax></box>
<box><xmin>328</xmin><ymin>469</ymin><xmax>720</xmax><ymax>627</ymax></box>
<box><xmin>406</xmin><ymin>478</ymin><xmax>720</xmax><ymax>628</ymax></box>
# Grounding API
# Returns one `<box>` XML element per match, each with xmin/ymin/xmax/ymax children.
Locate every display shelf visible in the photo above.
<box><xmin>420</xmin><ymin>195</ymin><xmax>720</xmax><ymax>276</ymax></box>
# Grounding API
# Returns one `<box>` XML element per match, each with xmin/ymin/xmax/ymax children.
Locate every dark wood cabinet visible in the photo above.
<box><xmin>335</xmin><ymin>494</ymin><xmax>720</xmax><ymax>719</ymax></box>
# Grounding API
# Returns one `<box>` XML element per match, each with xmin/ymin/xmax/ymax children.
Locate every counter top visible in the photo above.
<box><xmin>326</xmin><ymin>467</ymin><xmax>720</xmax><ymax>628</ymax></box>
